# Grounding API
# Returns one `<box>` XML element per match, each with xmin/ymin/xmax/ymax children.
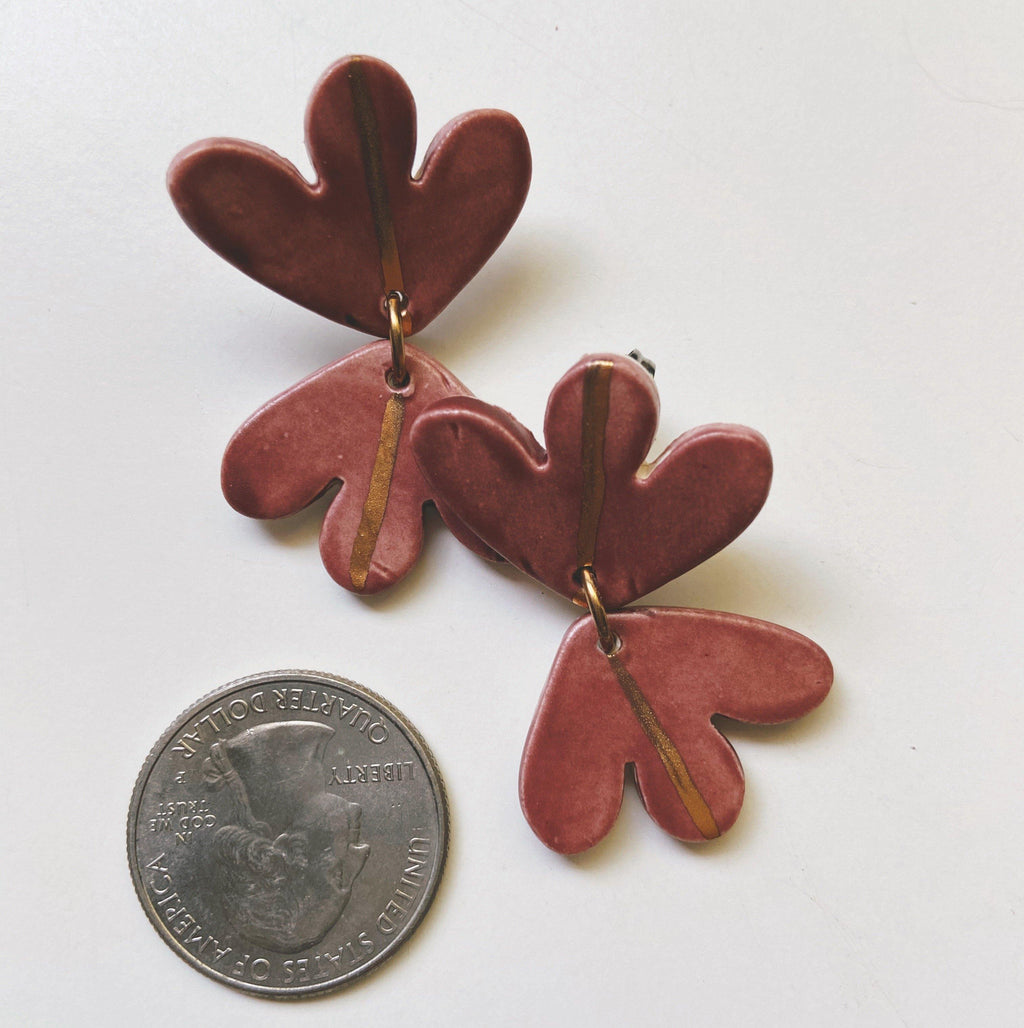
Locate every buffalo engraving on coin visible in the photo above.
<box><xmin>127</xmin><ymin>671</ymin><xmax>448</xmax><ymax>997</ymax></box>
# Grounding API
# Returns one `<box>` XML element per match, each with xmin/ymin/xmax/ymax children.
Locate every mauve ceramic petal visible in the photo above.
<box><xmin>222</xmin><ymin>340</ymin><xmax>496</xmax><ymax>594</ymax></box>
<box><xmin>519</xmin><ymin>608</ymin><xmax>833</xmax><ymax>853</ymax></box>
<box><xmin>411</xmin><ymin>353</ymin><xmax>773</xmax><ymax>607</ymax></box>
<box><xmin>169</xmin><ymin>56</ymin><xmax>531</xmax><ymax>336</ymax></box>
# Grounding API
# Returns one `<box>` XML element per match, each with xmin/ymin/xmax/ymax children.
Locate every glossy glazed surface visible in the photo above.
<box><xmin>520</xmin><ymin>607</ymin><xmax>833</xmax><ymax>853</ymax></box>
<box><xmin>222</xmin><ymin>340</ymin><xmax>495</xmax><ymax>594</ymax></box>
<box><xmin>169</xmin><ymin>56</ymin><xmax>531</xmax><ymax>335</ymax></box>
<box><xmin>412</xmin><ymin>353</ymin><xmax>773</xmax><ymax>608</ymax></box>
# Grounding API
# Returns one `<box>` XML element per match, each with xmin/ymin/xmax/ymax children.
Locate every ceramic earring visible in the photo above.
<box><xmin>168</xmin><ymin>56</ymin><xmax>531</xmax><ymax>592</ymax></box>
<box><xmin>169</xmin><ymin>57</ymin><xmax>831</xmax><ymax>853</ymax></box>
<box><xmin>411</xmin><ymin>352</ymin><xmax>833</xmax><ymax>852</ymax></box>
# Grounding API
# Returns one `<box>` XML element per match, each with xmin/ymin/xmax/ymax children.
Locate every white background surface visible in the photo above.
<box><xmin>3</xmin><ymin>2</ymin><xmax>1022</xmax><ymax>1024</ymax></box>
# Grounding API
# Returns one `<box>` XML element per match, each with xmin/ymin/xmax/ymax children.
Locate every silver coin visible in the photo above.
<box><xmin>127</xmin><ymin>670</ymin><xmax>449</xmax><ymax>997</ymax></box>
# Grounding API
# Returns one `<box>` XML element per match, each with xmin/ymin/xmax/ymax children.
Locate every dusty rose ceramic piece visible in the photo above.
<box><xmin>411</xmin><ymin>353</ymin><xmax>773</xmax><ymax>609</ymax></box>
<box><xmin>520</xmin><ymin>607</ymin><xmax>833</xmax><ymax>853</ymax></box>
<box><xmin>169</xmin><ymin>55</ymin><xmax>531</xmax><ymax>336</ymax></box>
<box><xmin>222</xmin><ymin>340</ymin><xmax>497</xmax><ymax>594</ymax></box>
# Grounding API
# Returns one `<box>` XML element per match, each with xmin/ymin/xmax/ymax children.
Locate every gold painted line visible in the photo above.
<box><xmin>607</xmin><ymin>651</ymin><xmax>721</xmax><ymax>840</ymax></box>
<box><xmin>348</xmin><ymin>58</ymin><xmax>408</xmax><ymax>319</ymax></box>
<box><xmin>349</xmin><ymin>393</ymin><xmax>406</xmax><ymax>591</ymax></box>
<box><xmin>576</xmin><ymin>360</ymin><xmax>613</xmax><ymax>571</ymax></box>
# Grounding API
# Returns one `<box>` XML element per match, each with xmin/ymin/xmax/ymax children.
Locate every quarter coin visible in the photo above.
<box><xmin>127</xmin><ymin>670</ymin><xmax>449</xmax><ymax>997</ymax></box>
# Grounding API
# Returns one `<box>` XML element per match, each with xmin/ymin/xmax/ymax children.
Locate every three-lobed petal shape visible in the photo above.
<box><xmin>411</xmin><ymin>353</ymin><xmax>773</xmax><ymax>608</ymax></box>
<box><xmin>169</xmin><ymin>55</ymin><xmax>531</xmax><ymax>335</ymax></box>
<box><xmin>521</xmin><ymin>607</ymin><xmax>833</xmax><ymax>853</ymax></box>
<box><xmin>222</xmin><ymin>341</ymin><xmax>496</xmax><ymax>594</ymax></box>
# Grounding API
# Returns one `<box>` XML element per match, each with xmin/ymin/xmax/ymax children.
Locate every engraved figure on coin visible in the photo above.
<box><xmin>202</xmin><ymin>721</ymin><xmax>369</xmax><ymax>953</ymax></box>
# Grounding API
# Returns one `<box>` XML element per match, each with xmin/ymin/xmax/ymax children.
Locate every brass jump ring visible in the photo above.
<box><xmin>385</xmin><ymin>290</ymin><xmax>409</xmax><ymax>388</ymax></box>
<box><xmin>579</xmin><ymin>566</ymin><xmax>619</xmax><ymax>655</ymax></box>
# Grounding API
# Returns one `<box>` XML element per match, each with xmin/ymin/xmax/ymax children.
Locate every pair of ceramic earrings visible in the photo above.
<box><xmin>169</xmin><ymin>56</ymin><xmax>832</xmax><ymax>855</ymax></box>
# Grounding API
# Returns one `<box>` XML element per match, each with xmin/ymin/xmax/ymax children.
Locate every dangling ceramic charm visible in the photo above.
<box><xmin>519</xmin><ymin>608</ymin><xmax>831</xmax><ymax>851</ymax></box>
<box><xmin>412</xmin><ymin>352</ymin><xmax>832</xmax><ymax>852</ymax></box>
<box><xmin>220</xmin><ymin>341</ymin><xmax>498</xmax><ymax>592</ymax></box>
<box><xmin>168</xmin><ymin>56</ymin><xmax>531</xmax><ymax>592</ymax></box>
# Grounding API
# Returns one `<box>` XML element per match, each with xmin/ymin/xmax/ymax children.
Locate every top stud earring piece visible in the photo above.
<box><xmin>169</xmin><ymin>56</ymin><xmax>531</xmax><ymax>337</ymax></box>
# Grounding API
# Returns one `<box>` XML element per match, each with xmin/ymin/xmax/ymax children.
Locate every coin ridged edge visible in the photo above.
<box><xmin>127</xmin><ymin>669</ymin><xmax>450</xmax><ymax>998</ymax></box>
